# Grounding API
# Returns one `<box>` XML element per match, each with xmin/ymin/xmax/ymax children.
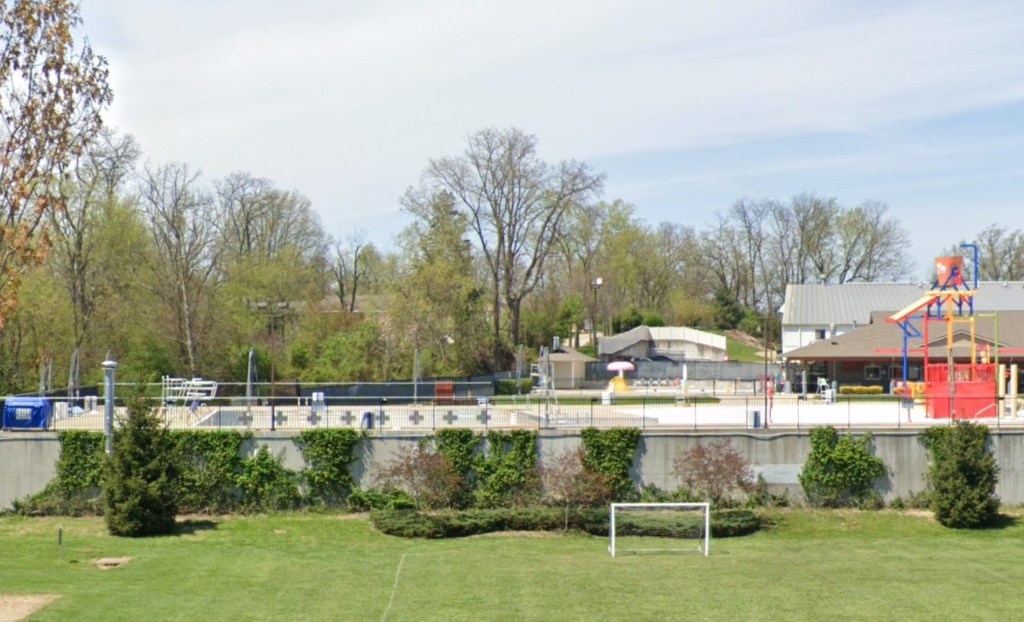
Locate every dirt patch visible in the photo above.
<box><xmin>903</xmin><ymin>510</ymin><xmax>936</xmax><ymax>521</ymax></box>
<box><xmin>336</xmin><ymin>513</ymin><xmax>369</xmax><ymax>521</ymax></box>
<box><xmin>94</xmin><ymin>557</ymin><xmax>133</xmax><ymax>570</ymax></box>
<box><xmin>467</xmin><ymin>530</ymin><xmax>563</xmax><ymax>539</ymax></box>
<box><xmin>0</xmin><ymin>594</ymin><xmax>61</xmax><ymax>621</ymax></box>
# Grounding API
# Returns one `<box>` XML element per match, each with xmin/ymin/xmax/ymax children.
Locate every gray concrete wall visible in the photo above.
<box><xmin>0</xmin><ymin>433</ymin><xmax>61</xmax><ymax>510</ymax></box>
<box><xmin>4</xmin><ymin>429</ymin><xmax>1023</xmax><ymax>509</ymax></box>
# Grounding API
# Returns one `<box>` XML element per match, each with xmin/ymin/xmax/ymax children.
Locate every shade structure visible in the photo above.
<box><xmin>607</xmin><ymin>360</ymin><xmax>636</xmax><ymax>378</ymax></box>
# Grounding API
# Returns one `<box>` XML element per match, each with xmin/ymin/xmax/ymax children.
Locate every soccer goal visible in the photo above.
<box><xmin>609</xmin><ymin>503</ymin><xmax>710</xmax><ymax>557</ymax></box>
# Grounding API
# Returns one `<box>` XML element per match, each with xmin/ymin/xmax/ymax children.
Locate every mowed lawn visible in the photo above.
<box><xmin>1</xmin><ymin>510</ymin><xmax>1023</xmax><ymax>621</ymax></box>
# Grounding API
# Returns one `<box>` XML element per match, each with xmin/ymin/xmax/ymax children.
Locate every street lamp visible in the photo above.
<box><xmin>591</xmin><ymin>277</ymin><xmax>603</xmax><ymax>349</ymax></box>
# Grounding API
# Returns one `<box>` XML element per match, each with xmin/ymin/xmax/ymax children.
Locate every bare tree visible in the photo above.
<box><xmin>330</xmin><ymin>231</ymin><xmax>379</xmax><ymax>313</ymax></box>
<box><xmin>945</xmin><ymin>224</ymin><xmax>1024</xmax><ymax>281</ymax></box>
<box><xmin>0</xmin><ymin>0</ymin><xmax>112</xmax><ymax>325</ymax></box>
<box><xmin>832</xmin><ymin>200</ymin><xmax>910</xmax><ymax>282</ymax></box>
<box><xmin>139</xmin><ymin>163</ymin><xmax>220</xmax><ymax>377</ymax></box>
<box><xmin>420</xmin><ymin>127</ymin><xmax>604</xmax><ymax>365</ymax></box>
<box><xmin>540</xmin><ymin>448</ymin><xmax>612</xmax><ymax>529</ymax></box>
<box><xmin>214</xmin><ymin>171</ymin><xmax>326</xmax><ymax>265</ymax></box>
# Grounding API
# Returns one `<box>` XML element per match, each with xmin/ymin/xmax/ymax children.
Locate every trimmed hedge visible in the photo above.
<box><xmin>838</xmin><ymin>386</ymin><xmax>884</xmax><ymax>395</ymax></box>
<box><xmin>370</xmin><ymin>507</ymin><xmax>763</xmax><ymax>539</ymax></box>
<box><xmin>496</xmin><ymin>379</ymin><xmax>534</xmax><ymax>395</ymax></box>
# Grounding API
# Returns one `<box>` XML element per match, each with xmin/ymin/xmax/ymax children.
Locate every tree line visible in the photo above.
<box><xmin>2</xmin><ymin>4</ymin><xmax>1018</xmax><ymax>393</ymax></box>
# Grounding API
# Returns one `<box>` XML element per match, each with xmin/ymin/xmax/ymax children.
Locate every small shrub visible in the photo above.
<box><xmin>540</xmin><ymin>448</ymin><xmax>613</xmax><ymax>528</ymax></box>
<box><xmin>799</xmin><ymin>426</ymin><xmax>885</xmax><ymax>508</ymax></box>
<box><xmin>376</xmin><ymin>445</ymin><xmax>465</xmax><ymax>510</ymax></box>
<box><xmin>346</xmin><ymin>487</ymin><xmax>416</xmax><ymax>511</ymax></box>
<box><xmin>838</xmin><ymin>386</ymin><xmax>884</xmax><ymax>395</ymax></box>
<box><xmin>672</xmin><ymin>440</ymin><xmax>754</xmax><ymax>505</ymax></box>
<box><xmin>496</xmin><ymin>379</ymin><xmax>534</xmax><ymax>395</ymax></box>
<box><xmin>920</xmin><ymin>422</ymin><xmax>1000</xmax><ymax>528</ymax></box>
<box><xmin>236</xmin><ymin>446</ymin><xmax>301</xmax><ymax>512</ymax></box>
<box><xmin>746</xmin><ymin>475</ymin><xmax>790</xmax><ymax>508</ymax></box>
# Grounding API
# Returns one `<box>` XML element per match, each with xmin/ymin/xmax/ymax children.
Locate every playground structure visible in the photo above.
<box><xmin>887</xmin><ymin>248</ymin><xmax>1021</xmax><ymax>419</ymax></box>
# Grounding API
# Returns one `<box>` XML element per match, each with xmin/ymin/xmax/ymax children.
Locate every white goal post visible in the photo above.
<box><xmin>609</xmin><ymin>503</ymin><xmax>710</xmax><ymax>557</ymax></box>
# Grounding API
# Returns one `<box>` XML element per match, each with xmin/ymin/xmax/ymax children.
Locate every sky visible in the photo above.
<box><xmin>79</xmin><ymin>1</ymin><xmax>1024</xmax><ymax>280</ymax></box>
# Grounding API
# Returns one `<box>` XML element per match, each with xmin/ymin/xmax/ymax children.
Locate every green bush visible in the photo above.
<box><xmin>838</xmin><ymin>386</ymin><xmax>884</xmax><ymax>395</ymax></box>
<box><xmin>474</xmin><ymin>430</ymin><xmax>540</xmax><ymax>508</ymax></box>
<box><xmin>103</xmin><ymin>397</ymin><xmax>180</xmax><ymax>536</ymax></box>
<box><xmin>295</xmin><ymin>428</ymin><xmax>363</xmax><ymax>507</ymax></box>
<box><xmin>496</xmin><ymin>379</ymin><xmax>534</xmax><ymax>395</ymax></box>
<box><xmin>346</xmin><ymin>487</ymin><xmax>416</xmax><ymax>511</ymax></box>
<box><xmin>920</xmin><ymin>423</ymin><xmax>1000</xmax><ymax>528</ymax></box>
<box><xmin>236</xmin><ymin>445</ymin><xmax>301</xmax><ymax>513</ymax></box>
<box><xmin>12</xmin><ymin>431</ymin><xmax>106</xmax><ymax>516</ymax></box>
<box><xmin>799</xmin><ymin>427</ymin><xmax>885</xmax><ymax>507</ymax></box>
<box><xmin>173</xmin><ymin>430</ymin><xmax>248</xmax><ymax>513</ymax></box>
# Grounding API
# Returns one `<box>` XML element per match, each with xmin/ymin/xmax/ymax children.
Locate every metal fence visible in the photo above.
<box><xmin>10</xmin><ymin>390</ymin><xmax>1024</xmax><ymax>433</ymax></box>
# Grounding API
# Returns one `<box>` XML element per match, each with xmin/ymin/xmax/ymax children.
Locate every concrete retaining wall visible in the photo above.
<box><xmin>3</xmin><ymin>429</ymin><xmax>1023</xmax><ymax>509</ymax></box>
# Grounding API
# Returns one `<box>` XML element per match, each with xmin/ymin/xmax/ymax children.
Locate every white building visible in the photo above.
<box><xmin>781</xmin><ymin>282</ymin><xmax>1024</xmax><ymax>356</ymax></box>
<box><xmin>599</xmin><ymin>326</ymin><xmax>727</xmax><ymax>361</ymax></box>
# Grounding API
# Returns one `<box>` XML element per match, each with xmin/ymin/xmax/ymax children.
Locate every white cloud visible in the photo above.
<box><xmin>80</xmin><ymin>1</ymin><xmax>1024</xmax><ymax>258</ymax></box>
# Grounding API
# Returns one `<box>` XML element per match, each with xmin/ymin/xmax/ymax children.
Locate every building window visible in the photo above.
<box><xmin>864</xmin><ymin>365</ymin><xmax>881</xmax><ymax>380</ymax></box>
<box><xmin>815</xmin><ymin>329</ymin><xmax>827</xmax><ymax>340</ymax></box>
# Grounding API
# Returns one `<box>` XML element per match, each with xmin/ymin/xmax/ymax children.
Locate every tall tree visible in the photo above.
<box><xmin>49</xmin><ymin>131</ymin><xmax>141</xmax><ymax>350</ymax></box>
<box><xmin>139</xmin><ymin>163</ymin><xmax>220</xmax><ymax>377</ymax></box>
<box><xmin>0</xmin><ymin>0</ymin><xmax>112</xmax><ymax>325</ymax></box>
<box><xmin>398</xmin><ymin>189</ymin><xmax>489</xmax><ymax>376</ymax></box>
<box><xmin>419</xmin><ymin>127</ymin><xmax>604</xmax><ymax>366</ymax></box>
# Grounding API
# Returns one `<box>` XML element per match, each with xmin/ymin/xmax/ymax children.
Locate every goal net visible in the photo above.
<box><xmin>609</xmin><ymin>503</ymin><xmax>710</xmax><ymax>557</ymax></box>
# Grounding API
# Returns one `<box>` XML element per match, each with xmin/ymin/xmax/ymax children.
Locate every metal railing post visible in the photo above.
<box><xmin>102</xmin><ymin>360</ymin><xmax>117</xmax><ymax>455</ymax></box>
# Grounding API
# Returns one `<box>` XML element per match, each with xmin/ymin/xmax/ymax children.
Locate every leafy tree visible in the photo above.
<box><xmin>555</xmin><ymin>293</ymin><xmax>586</xmax><ymax>347</ymax></box>
<box><xmin>417</xmin><ymin>127</ymin><xmax>605</xmax><ymax>366</ymax></box>
<box><xmin>712</xmin><ymin>286</ymin><xmax>743</xmax><ymax>330</ymax></box>
<box><xmin>300</xmin><ymin>319</ymin><xmax>386</xmax><ymax>382</ymax></box>
<box><xmin>920</xmin><ymin>423</ymin><xmax>1000</xmax><ymax>528</ymax></box>
<box><xmin>611</xmin><ymin>306</ymin><xmax>643</xmax><ymax>334</ymax></box>
<box><xmin>799</xmin><ymin>426</ymin><xmax>885</xmax><ymax>507</ymax></box>
<box><xmin>0</xmin><ymin>0</ymin><xmax>112</xmax><ymax>325</ymax></box>
<box><xmin>103</xmin><ymin>397</ymin><xmax>180</xmax><ymax>536</ymax></box>
<box><xmin>396</xmin><ymin>189</ymin><xmax>490</xmax><ymax>376</ymax></box>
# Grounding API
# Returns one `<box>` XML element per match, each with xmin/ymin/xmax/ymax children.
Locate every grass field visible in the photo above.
<box><xmin>2</xmin><ymin>510</ymin><xmax>1023</xmax><ymax>621</ymax></box>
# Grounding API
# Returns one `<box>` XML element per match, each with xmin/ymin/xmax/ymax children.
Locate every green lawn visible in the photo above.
<box><xmin>2</xmin><ymin>510</ymin><xmax>1023</xmax><ymax>621</ymax></box>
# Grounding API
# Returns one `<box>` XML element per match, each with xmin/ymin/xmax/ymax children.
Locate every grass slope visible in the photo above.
<box><xmin>1</xmin><ymin>510</ymin><xmax>1022</xmax><ymax>621</ymax></box>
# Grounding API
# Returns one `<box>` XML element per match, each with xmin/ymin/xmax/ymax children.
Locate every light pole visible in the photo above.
<box><xmin>256</xmin><ymin>300</ymin><xmax>289</xmax><ymax>430</ymax></box>
<box><xmin>763</xmin><ymin>313</ymin><xmax>769</xmax><ymax>428</ymax></box>
<box><xmin>591</xmin><ymin>277</ymin><xmax>603</xmax><ymax>349</ymax></box>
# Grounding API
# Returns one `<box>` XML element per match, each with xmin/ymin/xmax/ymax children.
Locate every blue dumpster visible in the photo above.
<box><xmin>3</xmin><ymin>397</ymin><xmax>52</xmax><ymax>430</ymax></box>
